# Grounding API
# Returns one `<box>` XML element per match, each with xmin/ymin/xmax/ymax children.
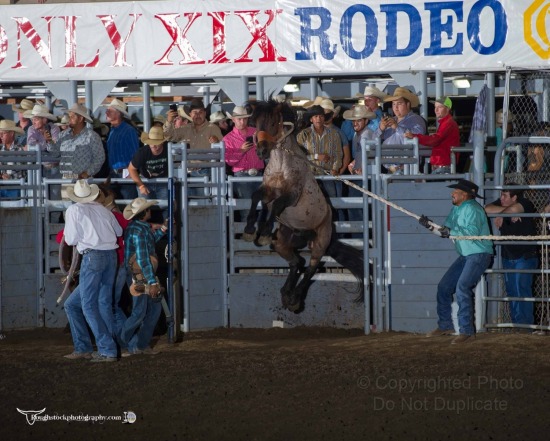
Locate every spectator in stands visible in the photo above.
<box><xmin>210</xmin><ymin>110</ymin><xmax>231</xmax><ymax>136</ymax></box>
<box><xmin>321</xmin><ymin>99</ymin><xmax>350</xmax><ymax>177</ymax></box>
<box><xmin>63</xmin><ymin>180</ymin><xmax>122</xmax><ymax>362</ymax></box>
<box><xmin>128</xmin><ymin>126</ymin><xmax>169</xmax><ymax>203</ymax></box>
<box><xmin>363</xmin><ymin>86</ymin><xmax>388</xmax><ymax>132</ymax></box>
<box><xmin>419</xmin><ymin>179</ymin><xmax>493</xmax><ymax>344</ymax></box>
<box><xmin>153</xmin><ymin>115</ymin><xmax>166</xmax><ymax>128</ymax></box>
<box><xmin>0</xmin><ymin>120</ymin><xmax>26</xmax><ymax>199</ymax></box>
<box><xmin>174</xmin><ymin>106</ymin><xmax>191</xmax><ymax>128</ymax></box>
<box><xmin>495</xmin><ymin>109</ymin><xmax>514</xmax><ymax>147</ymax></box>
<box><xmin>50</xmin><ymin>103</ymin><xmax>105</xmax><ymax>180</ymax></box>
<box><xmin>297</xmin><ymin>105</ymin><xmax>342</xmax><ymax>197</ymax></box>
<box><xmin>12</xmin><ymin>98</ymin><xmax>33</xmax><ymax>146</ymax></box>
<box><xmin>405</xmin><ymin>96</ymin><xmax>460</xmax><ymax>174</ymax></box>
<box><xmin>54</xmin><ymin>114</ymin><xmax>70</xmax><ymax>133</ymax></box>
<box><xmin>104</xmin><ymin>98</ymin><xmax>140</xmax><ymax>200</ymax></box>
<box><xmin>120</xmin><ymin>197</ymin><xmax>168</xmax><ymax>355</ymax></box>
<box><xmin>376</xmin><ymin>87</ymin><xmax>427</xmax><ymax>174</ymax></box>
<box><xmin>485</xmin><ymin>185</ymin><xmax>537</xmax><ymax>327</ymax></box>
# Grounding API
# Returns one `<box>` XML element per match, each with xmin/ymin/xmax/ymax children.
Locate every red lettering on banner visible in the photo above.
<box><xmin>233</xmin><ymin>10</ymin><xmax>286</xmax><ymax>63</ymax></box>
<box><xmin>60</xmin><ymin>16</ymin><xmax>99</xmax><ymax>68</ymax></box>
<box><xmin>98</xmin><ymin>14</ymin><xmax>141</xmax><ymax>68</ymax></box>
<box><xmin>0</xmin><ymin>26</ymin><xmax>7</xmax><ymax>65</ymax></box>
<box><xmin>208</xmin><ymin>11</ymin><xmax>230</xmax><ymax>64</ymax></box>
<box><xmin>12</xmin><ymin>16</ymin><xmax>53</xmax><ymax>69</ymax></box>
<box><xmin>154</xmin><ymin>12</ymin><xmax>205</xmax><ymax>65</ymax></box>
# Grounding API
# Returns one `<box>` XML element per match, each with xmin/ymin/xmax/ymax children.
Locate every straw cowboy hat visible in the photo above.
<box><xmin>123</xmin><ymin>197</ymin><xmax>159</xmax><ymax>220</ymax></box>
<box><xmin>343</xmin><ymin>105</ymin><xmax>376</xmax><ymax>121</ymax></box>
<box><xmin>140</xmin><ymin>126</ymin><xmax>167</xmax><ymax>146</ymax></box>
<box><xmin>177</xmin><ymin>106</ymin><xmax>193</xmax><ymax>122</ymax></box>
<box><xmin>209</xmin><ymin>111</ymin><xmax>229</xmax><ymax>123</ymax></box>
<box><xmin>66</xmin><ymin>180</ymin><xmax>101</xmax><ymax>203</ymax></box>
<box><xmin>230</xmin><ymin>106</ymin><xmax>252</xmax><ymax>119</ymax></box>
<box><xmin>11</xmin><ymin>99</ymin><xmax>34</xmax><ymax>113</ymax></box>
<box><xmin>23</xmin><ymin>104</ymin><xmax>57</xmax><ymax>121</ymax></box>
<box><xmin>0</xmin><ymin>119</ymin><xmax>24</xmax><ymax>134</ymax></box>
<box><xmin>105</xmin><ymin>98</ymin><xmax>129</xmax><ymax>117</ymax></box>
<box><xmin>384</xmin><ymin>87</ymin><xmax>420</xmax><ymax>108</ymax></box>
<box><xmin>54</xmin><ymin>114</ymin><xmax>70</xmax><ymax>126</ymax></box>
<box><xmin>447</xmin><ymin>179</ymin><xmax>483</xmax><ymax>199</ymax></box>
<box><xmin>302</xmin><ymin>96</ymin><xmax>324</xmax><ymax>109</ymax></box>
<box><xmin>63</xmin><ymin>103</ymin><xmax>93</xmax><ymax>123</ymax></box>
<box><xmin>363</xmin><ymin>86</ymin><xmax>389</xmax><ymax>100</ymax></box>
<box><xmin>319</xmin><ymin>98</ymin><xmax>341</xmax><ymax>119</ymax></box>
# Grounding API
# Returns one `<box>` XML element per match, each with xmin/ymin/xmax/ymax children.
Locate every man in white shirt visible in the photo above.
<box><xmin>63</xmin><ymin>180</ymin><xmax>123</xmax><ymax>362</ymax></box>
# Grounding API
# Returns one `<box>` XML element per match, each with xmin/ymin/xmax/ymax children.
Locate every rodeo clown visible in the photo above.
<box><xmin>119</xmin><ymin>197</ymin><xmax>168</xmax><ymax>355</ymax></box>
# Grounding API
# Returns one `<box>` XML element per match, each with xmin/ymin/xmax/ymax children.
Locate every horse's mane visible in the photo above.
<box><xmin>251</xmin><ymin>99</ymin><xmax>297</xmax><ymax>128</ymax></box>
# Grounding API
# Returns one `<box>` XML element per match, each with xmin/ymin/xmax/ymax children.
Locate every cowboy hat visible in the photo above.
<box><xmin>384</xmin><ymin>87</ymin><xmax>420</xmax><ymax>108</ymax></box>
<box><xmin>123</xmin><ymin>197</ymin><xmax>159</xmax><ymax>220</ymax></box>
<box><xmin>430</xmin><ymin>96</ymin><xmax>453</xmax><ymax>109</ymax></box>
<box><xmin>11</xmin><ymin>99</ymin><xmax>34</xmax><ymax>112</ymax></box>
<box><xmin>447</xmin><ymin>179</ymin><xmax>483</xmax><ymax>199</ymax></box>
<box><xmin>23</xmin><ymin>104</ymin><xmax>57</xmax><ymax>121</ymax></box>
<box><xmin>0</xmin><ymin>119</ymin><xmax>24</xmax><ymax>134</ymax></box>
<box><xmin>66</xmin><ymin>180</ymin><xmax>101</xmax><ymax>203</ymax></box>
<box><xmin>302</xmin><ymin>96</ymin><xmax>324</xmax><ymax>109</ymax></box>
<box><xmin>105</xmin><ymin>98</ymin><xmax>129</xmax><ymax>117</ymax></box>
<box><xmin>92</xmin><ymin>119</ymin><xmax>110</xmax><ymax>137</ymax></box>
<box><xmin>230</xmin><ymin>106</ymin><xmax>252</xmax><ymax>119</ymax></box>
<box><xmin>54</xmin><ymin>114</ymin><xmax>70</xmax><ymax>126</ymax></box>
<box><xmin>305</xmin><ymin>105</ymin><xmax>325</xmax><ymax>119</ymax></box>
<box><xmin>63</xmin><ymin>103</ymin><xmax>93</xmax><ymax>123</ymax></box>
<box><xmin>343</xmin><ymin>105</ymin><xmax>376</xmax><ymax>121</ymax></box>
<box><xmin>140</xmin><ymin>126</ymin><xmax>166</xmax><ymax>146</ymax></box>
<box><xmin>210</xmin><ymin>110</ymin><xmax>229</xmax><ymax>123</ymax></box>
<box><xmin>153</xmin><ymin>114</ymin><xmax>167</xmax><ymax>125</ymax></box>
<box><xmin>319</xmin><ymin>99</ymin><xmax>341</xmax><ymax>119</ymax></box>
<box><xmin>177</xmin><ymin>106</ymin><xmax>193</xmax><ymax>122</ymax></box>
<box><xmin>363</xmin><ymin>86</ymin><xmax>389</xmax><ymax>100</ymax></box>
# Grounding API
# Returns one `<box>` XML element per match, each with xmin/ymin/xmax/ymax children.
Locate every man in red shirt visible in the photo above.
<box><xmin>405</xmin><ymin>96</ymin><xmax>460</xmax><ymax>174</ymax></box>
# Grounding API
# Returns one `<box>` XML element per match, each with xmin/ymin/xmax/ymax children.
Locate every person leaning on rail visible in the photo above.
<box><xmin>419</xmin><ymin>179</ymin><xmax>493</xmax><ymax>344</ymax></box>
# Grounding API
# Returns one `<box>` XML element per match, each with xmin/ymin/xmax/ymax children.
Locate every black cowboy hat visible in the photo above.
<box><xmin>447</xmin><ymin>179</ymin><xmax>483</xmax><ymax>199</ymax></box>
<box><xmin>305</xmin><ymin>105</ymin><xmax>325</xmax><ymax>119</ymax></box>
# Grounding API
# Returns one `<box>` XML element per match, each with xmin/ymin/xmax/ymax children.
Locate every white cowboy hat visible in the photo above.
<box><xmin>302</xmin><ymin>96</ymin><xmax>324</xmax><ymax>109</ymax></box>
<box><xmin>230</xmin><ymin>106</ymin><xmax>252</xmax><ymax>119</ymax></box>
<box><xmin>0</xmin><ymin>119</ymin><xmax>24</xmax><ymax>134</ymax></box>
<box><xmin>62</xmin><ymin>103</ymin><xmax>93</xmax><ymax>123</ymax></box>
<box><xmin>123</xmin><ymin>197</ymin><xmax>159</xmax><ymax>220</ymax></box>
<box><xmin>177</xmin><ymin>106</ymin><xmax>193</xmax><ymax>122</ymax></box>
<box><xmin>384</xmin><ymin>87</ymin><xmax>420</xmax><ymax>108</ymax></box>
<box><xmin>12</xmin><ymin>99</ymin><xmax>34</xmax><ymax>112</ymax></box>
<box><xmin>320</xmin><ymin>98</ymin><xmax>341</xmax><ymax>118</ymax></box>
<box><xmin>363</xmin><ymin>86</ymin><xmax>389</xmax><ymax>100</ymax></box>
<box><xmin>54</xmin><ymin>114</ymin><xmax>70</xmax><ymax>126</ymax></box>
<box><xmin>210</xmin><ymin>110</ymin><xmax>229</xmax><ymax>123</ymax></box>
<box><xmin>23</xmin><ymin>104</ymin><xmax>57</xmax><ymax>121</ymax></box>
<box><xmin>343</xmin><ymin>105</ymin><xmax>376</xmax><ymax>121</ymax></box>
<box><xmin>105</xmin><ymin>98</ymin><xmax>129</xmax><ymax>117</ymax></box>
<box><xmin>140</xmin><ymin>126</ymin><xmax>167</xmax><ymax>146</ymax></box>
<box><xmin>66</xmin><ymin>180</ymin><xmax>100</xmax><ymax>203</ymax></box>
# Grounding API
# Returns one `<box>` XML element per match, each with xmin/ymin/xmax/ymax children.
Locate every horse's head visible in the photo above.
<box><xmin>252</xmin><ymin>100</ymin><xmax>296</xmax><ymax>160</ymax></box>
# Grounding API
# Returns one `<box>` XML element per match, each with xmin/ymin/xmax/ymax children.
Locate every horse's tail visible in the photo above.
<box><xmin>326</xmin><ymin>236</ymin><xmax>365</xmax><ymax>302</ymax></box>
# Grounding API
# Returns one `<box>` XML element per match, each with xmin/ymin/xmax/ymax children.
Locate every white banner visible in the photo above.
<box><xmin>0</xmin><ymin>0</ymin><xmax>548</xmax><ymax>82</ymax></box>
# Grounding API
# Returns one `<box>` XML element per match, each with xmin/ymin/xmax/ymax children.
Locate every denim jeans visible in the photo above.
<box><xmin>120</xmin><ymin>294</ymin><xmax>162</xmax><ymax>351</ymax></box>
<box><xmin>436</xmin><ymin>253</ymin><xmax>493</xmax><ymax>335</ymax></box>
<box><xmin>503</xmin><ymin>256</ymin><xmax>538</xmax><ymax>324</ymax></box>
<box><xmin>113</xmin><ymin>265</ymin><xmax>130</xmax><ymax>345</ymax></box>
<box><xmin>64</xmin><ymin>285</ymin><xmax>93</xmax><ymax>354</ymax></box>
<box><xmin>68</xmin><ymin>249</ymin><xmax>118</xmax><ymax>357</ymax></box>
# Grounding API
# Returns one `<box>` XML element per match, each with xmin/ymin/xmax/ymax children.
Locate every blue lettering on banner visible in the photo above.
<box><xmin>294</xmin><ymin>0</ymin><xmax>508</xmax><ymax>61</ymax></box>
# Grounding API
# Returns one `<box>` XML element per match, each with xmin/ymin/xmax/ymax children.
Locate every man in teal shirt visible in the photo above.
<box><xmin>419</xmin><ymin>179</ymin><xmax>493</xmax><ymax>344</ymax></box>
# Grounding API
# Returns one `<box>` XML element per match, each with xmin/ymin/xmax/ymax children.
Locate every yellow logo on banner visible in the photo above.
<box><xmin>525</xmin><ymin>0</ymin><xmax>550</xmax><ymax>58</ymax></box>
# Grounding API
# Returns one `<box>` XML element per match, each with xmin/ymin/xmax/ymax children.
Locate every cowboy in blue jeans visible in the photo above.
<box><xmin>120</xmin><ymin>198</ymin><xmax>167</xmax><ymax>355</ymax></box>
<box><xmin>419</xmin><ymin>179</ymin><xmax>493</xmax><ymax>344</ymax></box>
<box><xmin>63</xmin><ymin>180</ymin><xmax>122</xmax><ymax>362</ymax></box>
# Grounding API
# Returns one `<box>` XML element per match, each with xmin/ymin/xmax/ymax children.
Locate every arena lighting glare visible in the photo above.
<box><xmin>283</xmin><ymin>84</ymin><xmax>300</xmax><ymax>93</ymax></box>
<box><xmin>453</xmin><ymin>77</ymin><xmax>471</xmax><ymax>88</ymax></box>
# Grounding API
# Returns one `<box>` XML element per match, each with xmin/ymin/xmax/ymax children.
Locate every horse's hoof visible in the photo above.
<box><xmin>257</xmin><ymin>235</ymin><xmax>272</xmax><ymax>246</ymax></box>
<box><xmin>287</xmin><ymin>301</ymin><xmax>301</xmax><ymax>312</ymax></box>
<box><xmin>242</xmin><ymin>232</ymin><xmax>256</xmax><ymax>242</ymax></box>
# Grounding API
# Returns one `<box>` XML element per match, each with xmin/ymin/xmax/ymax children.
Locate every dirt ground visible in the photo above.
<box><xmin>1</xmin><ymin>327</ymin><xmax>549</xmax><ymax>441</ymax></box>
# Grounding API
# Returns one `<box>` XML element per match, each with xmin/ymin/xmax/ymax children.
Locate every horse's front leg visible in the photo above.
<box><xmin>273</xmin><ymin>225</ymin><xmax>305</xmax><ymax>309</ymax></box>
<box><xmin>256</xmin><ymin>190</ymin><xmax>299</xmax><ymax>246</ymax></box>
<box><xmin>287</xmin><ymin>257</ymin><xmax>322</xmax><ymax>312</ymax></box>
<box><xmin>242</xmin><ymin>186</ymin><xmax>265</xmax><ymax>242</ymax></box>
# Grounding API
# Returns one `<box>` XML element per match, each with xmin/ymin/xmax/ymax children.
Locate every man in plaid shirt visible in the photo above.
<box><xmin>120</xmin><ymin>198</ymin><xmax>167</xmax><ymax>355</ymax></box>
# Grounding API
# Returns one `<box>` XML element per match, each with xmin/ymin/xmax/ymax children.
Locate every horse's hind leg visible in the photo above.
<box><xmin>273</xmin><ymin>225</ymin><xmax>305</xmax><ymax>309</ymax></box>
<box><xmin>243</xmin><ymin>187</ymin><xmax>265</xmax><ymax>242</ymax></box>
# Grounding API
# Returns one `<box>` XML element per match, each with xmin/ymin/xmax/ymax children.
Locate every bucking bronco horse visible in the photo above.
<box><xmin>242</xmin><ymin>100</ymin><xmax>364</xmax><ymax>312</ymax></box>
